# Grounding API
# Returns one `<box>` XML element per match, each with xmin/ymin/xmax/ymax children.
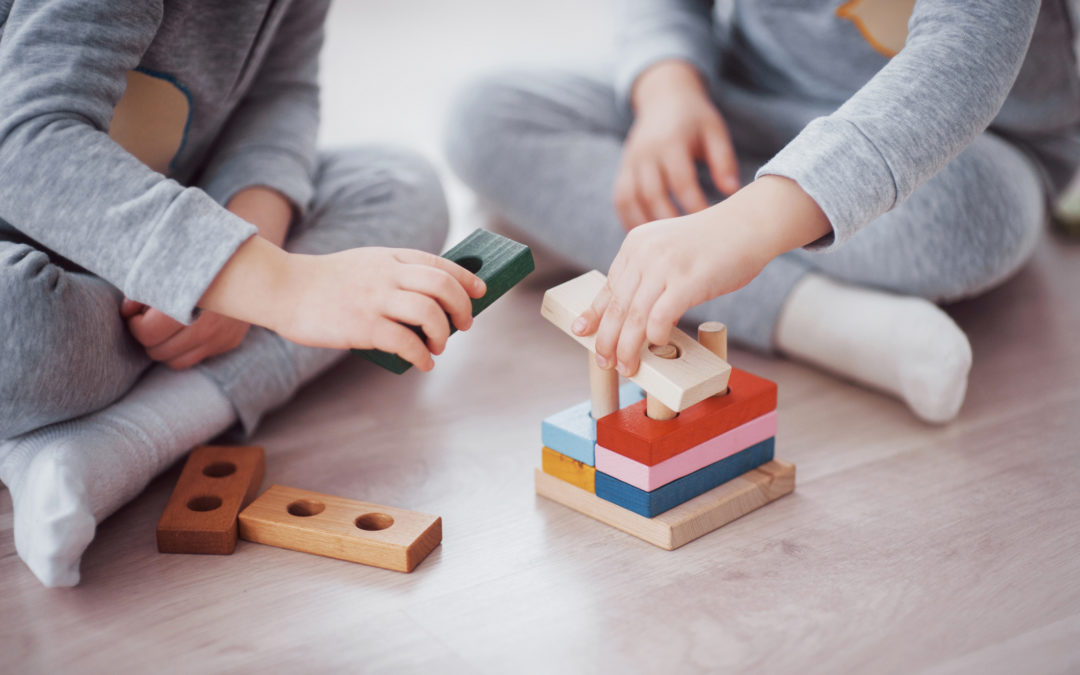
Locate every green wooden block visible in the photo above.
<box><xmin>355</xmin><ymin>229</ymin><xmax>535</xmax><ymax>373</ymax></box>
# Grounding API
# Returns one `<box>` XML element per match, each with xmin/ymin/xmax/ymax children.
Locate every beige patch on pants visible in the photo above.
<box><xmin>108</xmin><ymin>70</ymin><xmax>190</xmax><ymax>175</ymax></box>
<box><xmin>837</xmin><ymin>0</ymin><xmax>917</xmax><ymax>57</ymax></box>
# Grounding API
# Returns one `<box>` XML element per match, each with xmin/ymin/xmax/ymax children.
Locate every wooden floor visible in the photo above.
<box><xmin>3</xmin><ymin>3</ymin><xmax>1080</xmax><ymax>674</ymax></box>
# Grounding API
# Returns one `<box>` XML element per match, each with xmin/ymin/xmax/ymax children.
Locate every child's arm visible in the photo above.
<box><xmin>196</xmin><ymin>1</ymin><xmax>329</xmax><ymax>225</ymax></box>
<box><xmin>197</xmin><ymin>236</ymin><xmax>486</xmax><ymax>372</ymax></box>
<box><xmin>578</xmin><ymin>0</ymin><xmax>1041</xmax><ymax>376</ymax></box>
<box><xmin>613</xmin><ymin>1</ymin><xmax>737</xmax><ymax>229</ymax></box>
<box><xmin>121</xmin><ymin>186</ymin><xmax>293</xmax><ymax>370</ymax></box>
<box><xmin>122</xmin><ymin>2</ymin><xmax>329</xmax><ymax>369</ymax></box>
<box><xmin>0</xmin><ymin>0</ymin><xmax>258</xmax><ymax>324</ymax></box>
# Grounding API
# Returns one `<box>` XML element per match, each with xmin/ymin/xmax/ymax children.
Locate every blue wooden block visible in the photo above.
<box><xmin>595</xmin><ymin>437</ymin><xmax>775</xmax><ymax>517</ymax></box>
<box><xmin>541</xmin><ymin>384</ymin><xmax>644</xmax><ymax>466</ymax></box>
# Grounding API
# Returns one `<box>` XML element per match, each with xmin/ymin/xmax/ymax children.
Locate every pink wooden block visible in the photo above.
<box><xmin>595</xmin><ymin>411</ymin><xmax>778</xmax><ymax>491</ymax></box>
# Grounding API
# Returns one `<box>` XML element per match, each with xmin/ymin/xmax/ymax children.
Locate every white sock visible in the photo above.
<box><xmin>0</xmin><ymin>366</ymin><xmax>236</xmax><ymax>587</ymax></box>
<box><xmin>775</xmin><ymin>273</ymin><xmax>973</xmax><ymax>424</ymax></box>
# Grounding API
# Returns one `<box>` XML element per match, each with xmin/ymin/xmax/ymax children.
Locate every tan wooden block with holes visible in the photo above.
<box><xmin>157</xmin><ymin>445</ymin><xmax>266</xmax><ymax>555</ymax></box>
<box><xmin>541</xmin><ymin>271</ymin><xmax>732</xmax><ymax>412</ymax></box>
<box><xmin>534</xmin><ymin>460</ymin><xmax>795</xmax><ymax>550</ymax></box>
<box><xmin>237</xmin><ymin>485</ymin><xmax>442</xmax><ymax>572</ymax></box>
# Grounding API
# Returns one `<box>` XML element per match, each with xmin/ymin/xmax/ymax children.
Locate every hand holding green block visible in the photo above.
<box><xmin>355</xmin><ymin>229</ymin><xmax>535</xmax><ymax>373</ymax></box>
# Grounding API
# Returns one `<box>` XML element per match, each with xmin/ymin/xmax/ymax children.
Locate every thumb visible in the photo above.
<box><xmin>120</xmin><ymin>298</ymin><xmax>146</xmax><ymax>319</ymax></box>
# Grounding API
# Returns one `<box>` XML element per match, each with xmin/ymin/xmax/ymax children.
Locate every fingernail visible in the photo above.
<box><xmin>595</xmin><ymin>354</ymin><xmax>609</xmax><ymax>369</ymax></box>
<box><xmin>572</xmin><ymin>317</ymin><xmax>587</xmax><ymax>335</ymax></box>
<box><xmin>617</xmin><ymin>361</ymin><xmax>629</xmax><ymax>376</ymax></box>
<box><xmin>474</xmin><ymin>279</ymin><xmax>486</xmax><ymax>294</ymax></box>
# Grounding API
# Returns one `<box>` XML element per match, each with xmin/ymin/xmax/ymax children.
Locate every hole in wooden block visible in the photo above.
<box><xmin>187</xmin><ymin>495</ymin><xmax>222</xmax><ymax>512</ymax></box>
<box><xmin>202</xmin><ymin>461</ymin><xmax>237</xmax><ymax>478</ymax></box>
<box><xmin>287</xmin><ymin>499</ymin><xmax>326</xmax><ymax>517</ymax></box>
<box><xmin>453</xmin><ymin>255</ymin><xmax>483</xmax><ymax>273</ymax></box>
<box><xmin>355</xmin><ymin>513</ymin><xmax>395</xmax><ymax>531</ymax></box>
<box><xmin>648</xmin><ymin>343</ymin><xmax>680</xmax><ymax>359</ymax></box>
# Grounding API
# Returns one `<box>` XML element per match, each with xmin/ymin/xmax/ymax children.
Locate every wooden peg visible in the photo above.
<box><xmin>697</xmin><ymin>322</ymin><xmax>727</xmax><ymax>361</ymax></box>
<box><xmin>698</xmin><ymin>322</ymin><xmax>729</xmax><ymax>395</ymax></box>
<box><xmin>645</xmin><ymin>344</ymin><xmax>678</xmax><ymax>421</ymax></box>
<box><xmin>588</xmin><ymin>352</ymin><xmax>619</xmax><ymax>419</ymax></box>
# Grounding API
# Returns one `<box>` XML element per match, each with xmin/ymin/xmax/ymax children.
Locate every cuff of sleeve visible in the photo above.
<box><xmin>755</xmin><ymin>116</ymin><xmax>898</xmax><ymax>251</ymax></box>
<box><xmin>201</xmin><ymin>147</ymin><xmax>315</xmax><ymax>216</ymax></box>
<box><xmin>125</xmin><ymin>187</ymin><xmax>257</xmax><ymax>324</ymax></box>
<box><xmin>614</xmin><ymin>38</ymin><xmax>720</xmax><ymax>116</ymax></box>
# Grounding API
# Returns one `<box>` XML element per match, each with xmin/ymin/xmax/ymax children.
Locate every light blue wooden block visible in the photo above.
<box><xmin>541</xmin><ymin>383</ymin><xmax>643</xmax><ymax>466</ymax></box>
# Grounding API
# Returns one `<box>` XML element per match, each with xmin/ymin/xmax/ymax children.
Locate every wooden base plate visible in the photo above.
<box><xmin>534</xmin><ymin>459</ymin><xmax>795</xmax><ymax>550</ymax></box>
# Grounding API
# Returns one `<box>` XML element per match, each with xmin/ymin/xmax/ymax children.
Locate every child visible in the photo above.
<box><xmin>447</xmin><ymin>1</ymin><xmax>1078</xmax><ymax>422</ymax></box>
<box><xmin>0</xmin><ymin>0</ymin><xmax>484</xmax><ymax>586</ymax></box>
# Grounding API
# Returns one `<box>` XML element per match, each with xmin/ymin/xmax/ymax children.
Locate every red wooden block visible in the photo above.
<box><xmin>596</xmin><ymin>367</ymin><xmax>777</xmax><ymax>466</ymax></box>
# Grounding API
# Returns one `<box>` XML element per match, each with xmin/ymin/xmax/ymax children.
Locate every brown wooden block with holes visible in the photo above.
<box><xmin>156</xmin><ymin>445</ymin><xmax>266</xmax><ymax>555</ymax></box>
<box><xmin>237</xmin><ymin>485</ymin><xmax>442</xmax><ymax>572</ymax></box>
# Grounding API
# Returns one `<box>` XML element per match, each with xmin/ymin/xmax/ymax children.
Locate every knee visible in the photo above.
<box><xmin>317</xmin><ymin>145</ymin><xmax>449</xmax><ymax>254</ymax></box>
<box><xmin>0</xmin><ymin>245</ymin><xmax>138</xmax><ymax>438</ymax></box>
<box><xmin>931</xmin><ymin>139</ymin><xmax>1044</xmax><ymax>300</ymax></box>
<box><xmin>444</xmin><ymin>71</ymin><xmax>545</xmax><ymax>186</ymax></box>
<box><xmin>0</xmin><ymin>246</ymin><xmax>66</xmax><ymax>435</ymax></box>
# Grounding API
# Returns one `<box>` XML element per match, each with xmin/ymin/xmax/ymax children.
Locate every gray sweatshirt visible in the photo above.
<box><xmin>0</xmin><ymin>0</ymin><xmax>330</xmax><ymax>323</ymax></box>
<box><xmin>615</xmin><ymin>0</ymin><xmax>1080</xmax><ymax>249</ymax></box>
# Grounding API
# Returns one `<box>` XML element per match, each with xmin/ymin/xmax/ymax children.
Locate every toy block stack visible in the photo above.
<box><xmin>536</xmin><ymin>271</ymin><xmax>795</xmax><ymax>550</ymax></box>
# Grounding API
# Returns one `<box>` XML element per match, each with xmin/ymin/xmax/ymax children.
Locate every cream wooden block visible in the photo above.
<box><xmin>238</xmin><ymin>485</ymin><xmax>442</xmax><ymax>572</ymax></box>
<box><xmin>541</xmin><ymin>271</ymin><xmax>732</xmax><ymax>412</ymax></box>
<box><xmin>534</xmin><ymin>460</ymin><xmax>795</xmax><ymax>550</ymax></box>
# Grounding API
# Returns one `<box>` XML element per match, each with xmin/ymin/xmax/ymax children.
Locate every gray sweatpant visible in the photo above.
<box><xmin>0</xmin><ymin>145</ymin><xmax>449</xmax><ymax>440</ymax></box>
<box><xmin>445</xmin><ymin>69</ymin><xmax>1045</xmax><ymax>351</ymax></box>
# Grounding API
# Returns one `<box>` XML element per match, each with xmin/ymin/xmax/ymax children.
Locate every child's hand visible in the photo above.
<box><xmin>576</xmin><ymin>176</ymin><xmax>832</xmax><ymax>376</ymax></box>
<box><xmin>121</xmin><ymin>299</ymin><xmax>251</xmax><ymax>370</ymax></box>
<box><xmin>198</xmin><ymin>241</ymin><xmax>487</xmax><ymax>372</ymax></box>
<box><xmin>614</xmin><ymin>60</ymin><xmax>741</xmax><ymax>230</ymax></box>
<box><xmin>273</xmin><ymin>248</ymin><xmax>486</xmax><ymax>370</ymax></box>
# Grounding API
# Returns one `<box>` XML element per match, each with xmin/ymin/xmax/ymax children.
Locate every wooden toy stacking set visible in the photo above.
<box><xmin>536</xmin><ymin>271</ymin><xmax>795</xmax><ymax>550</ymax></box>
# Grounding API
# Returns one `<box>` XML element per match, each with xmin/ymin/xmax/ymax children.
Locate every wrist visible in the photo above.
<box><xmin>199</xmin><ymin>235</ymin><xmax>293</xmax><ymax>330</ymax></box>
<box><xmin>703</xmin><ymin>176</ymin><xmax>832</xmax><ymax>263</ymax></box>
<box><xmin>631</xmin><ymin>60</ymin><xmax>711</xmax><ymax>114</ymax></box>
<box><xmin>227</xmin><ymin>186</ymin><xmax>295</xmax><ymax>248</ymax></box>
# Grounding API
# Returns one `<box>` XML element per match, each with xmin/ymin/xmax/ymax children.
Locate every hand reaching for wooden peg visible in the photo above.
<box><xmin>573</xmin><ymin>175</ymin><xmax>831</xmax><ymax>377</ymax></box>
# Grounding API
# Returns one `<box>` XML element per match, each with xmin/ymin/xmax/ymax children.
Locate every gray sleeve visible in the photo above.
<box><xmin>757</xmin><ymin>0</ymin><xmax>1041</xmax><ymax>250</ymax></box>
<box><xmin>613</xmin><ymin>0</ymin><xmax>719</xmax><ymax>112</ymax></box>
<box><xmin>198</xmin><ymin>0</ymin><xmax>330</xmax><ymax>214</ymax></box>
<box><xmin>0</xmin><ymin>0</ymin><xmax>257</xmax><ymax>324</ymax></box>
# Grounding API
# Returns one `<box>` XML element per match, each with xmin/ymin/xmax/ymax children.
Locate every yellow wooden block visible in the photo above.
<box><xmin>542</xmin><ymin>447</ymin><xmax>596</xmax><ymax>493</ymax></box>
